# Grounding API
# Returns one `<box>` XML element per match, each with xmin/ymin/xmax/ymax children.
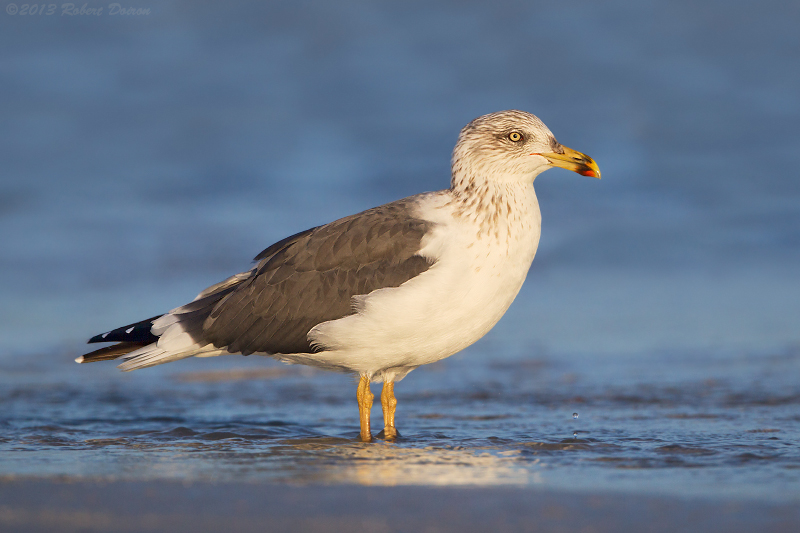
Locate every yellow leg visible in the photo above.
<box><xmin>356</xmin><ymin>375</ymin><xmax>373</xmax><ymax>442</ymax></box>
<box><xmin>381</xmin><ymin>380</ymin><xmax>398</xmax><ymax>440</ymax></box>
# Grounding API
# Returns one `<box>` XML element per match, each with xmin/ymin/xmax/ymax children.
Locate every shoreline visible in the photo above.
<box><xmin>2</xmin><ymin>477</ymin><xmax>798</xmax><ymax>533</ymax></box>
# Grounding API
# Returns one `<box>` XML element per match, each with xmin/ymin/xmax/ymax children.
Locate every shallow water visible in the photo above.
<box><xmin>1</xmin><ymin>0</ymin><xmax>800</xmax><ymax>508</ymax></box>
<box><xmin>2</xmin><ymin>347</ymin><xmax>798</xmax><ymax>501</ymax></box>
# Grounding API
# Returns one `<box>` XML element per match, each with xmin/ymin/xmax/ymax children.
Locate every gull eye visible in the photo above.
<box><xmin>508</xmin><ymin>131</ymin><xmax>523</xmax><ymax>142</ymax></box>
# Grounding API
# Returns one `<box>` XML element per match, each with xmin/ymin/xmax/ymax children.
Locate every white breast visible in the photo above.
<box><xmin>304</xmin><ymin>186</ymin><xmax>541</xmax><ymax>380</ymax></box>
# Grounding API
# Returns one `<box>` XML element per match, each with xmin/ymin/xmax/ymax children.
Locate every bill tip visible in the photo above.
<box><xmin>580</xmin><ymin>169</ymin><xmax>601</xmax><ymax>179</ymax></box>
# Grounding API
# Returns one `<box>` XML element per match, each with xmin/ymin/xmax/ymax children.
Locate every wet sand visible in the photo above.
<box><xmin>2</xmin><ymin>2</ymin><xmax>799</xmax><ymax>530</ymax></box>
<box><xmin>2</xmin><ymin>477</ymin><xmax>798</xmax><ymax>533</ymax></box>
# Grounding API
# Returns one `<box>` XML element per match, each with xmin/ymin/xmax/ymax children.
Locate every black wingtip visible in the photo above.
<box><xmin>87</xmin><ymin>315</ymin><xmax>162</xmax><ymax>344</ymax></box>
<box><xmin>88</xmin><ymin>332</ymin><xmax>111</xmax><ymax>344</ymax></box>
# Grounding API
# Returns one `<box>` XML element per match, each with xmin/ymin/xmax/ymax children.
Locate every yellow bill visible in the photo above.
<box><xmin>534</xmin><ymin>145</ymin><xmax>601</xmax><ymax>178</ymax></box>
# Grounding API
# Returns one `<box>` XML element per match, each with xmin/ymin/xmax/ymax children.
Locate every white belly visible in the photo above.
<box><xmin>303</xmin><ymin>187</ymin><xmax>542</xmax><ymax>380</ymax></box>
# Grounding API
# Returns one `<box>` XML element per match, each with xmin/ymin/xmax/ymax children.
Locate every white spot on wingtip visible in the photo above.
<box><xmin>75</xmin><ymin>356</ymin><xmax>84</xmax><ymax>363</ymax></box>
<box><xmin>102</xmin><ymin>332</ymin><xmax>109</xmax><ymax>338</ymax></box>
<box><xmin>125</xmin><ymin>327</ymin><xmax>134</xmax><ymax>334</ymax></box>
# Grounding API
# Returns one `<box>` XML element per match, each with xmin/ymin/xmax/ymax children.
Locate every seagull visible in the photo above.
<box><xmin>78</xmin><ymin>110</ymin><xmax>600</xmax><ymax>442</ymax></box>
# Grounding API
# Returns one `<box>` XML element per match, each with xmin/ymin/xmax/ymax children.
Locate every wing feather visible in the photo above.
<box><xmin>202</xmin><ymin>198</ymin><xmax>434</xmax><ymax>355</ymax></box>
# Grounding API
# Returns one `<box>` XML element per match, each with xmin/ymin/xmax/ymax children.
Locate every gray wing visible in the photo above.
<box><xmin>200</xmin><ymin>198</ymin><xmax>434</xmax><ymax>355</ymax></box>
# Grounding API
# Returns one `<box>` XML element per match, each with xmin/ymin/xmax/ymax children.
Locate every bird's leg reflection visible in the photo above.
<box><xmin>380</xmin><ymin>380</ymin><xmax>398</xmax><ymax>440</ymax></box>
<box><xmin>357</xmin><ymin>375</ymin><xmax>373</xmax><ymax>442</ymax></box>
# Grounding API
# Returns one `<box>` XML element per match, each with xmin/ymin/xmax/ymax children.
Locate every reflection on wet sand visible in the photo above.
<box><xmin>273</xmin><ymin>440</ymin><xmax>539</xmax><ymax>486</ymax></box>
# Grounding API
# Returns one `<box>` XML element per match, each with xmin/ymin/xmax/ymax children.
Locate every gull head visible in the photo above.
<box><xmin>451</xmin><ymin>110</ymin><xmax>600</xmax><ymax>190</ymax></box>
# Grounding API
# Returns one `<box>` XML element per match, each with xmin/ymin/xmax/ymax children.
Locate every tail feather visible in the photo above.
<box><xmin>76</xmin><ymin>341</ymin><xmax>148</xmax><ymax>363</ymax></box>
<box><xmin>78</xmin><ymin>269</ymin><xmax>254</xmax><ymax>369</ymax></box>
<box><xmin>117</xmin><ymin>345</ymin><xmax>184</xmax><ymax>371</ymax></box>
<box><xmin>118</xmin><ymin>343</ymin><xmax>224</xmax><ymax>371</ymax></box>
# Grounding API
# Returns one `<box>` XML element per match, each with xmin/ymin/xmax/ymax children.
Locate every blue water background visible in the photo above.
<box><xmin>0</xmin><ymin>0</ymin><xmax>798</xmax><ymax>501</ymax></box>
